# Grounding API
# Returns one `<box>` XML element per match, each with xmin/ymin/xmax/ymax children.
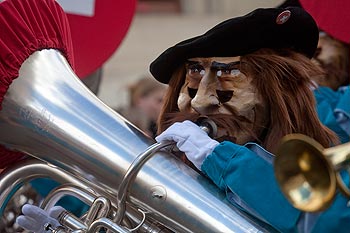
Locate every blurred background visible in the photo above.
<box><xmin>94</xmin><ymin>0</ymin><xmax>283</xmax><ymax>109</ymax></box>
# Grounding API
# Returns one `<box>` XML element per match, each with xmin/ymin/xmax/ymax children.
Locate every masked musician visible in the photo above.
<box><xmin>311</xmin><ymin>31</ymin><xmax>350</xmax><ymax>143</ymax></box>
<box><xmin>279</xmin><ymin>0</ymin><xmax>350</xmax><ymax>144</ymax></box>
<box><xmin>15</xmin><ymin>6</ymin><xmax>349</xmax><ymax>233</ymax></box>
<box><xmin>151</xmin><ymin>6</ymin><xmax>350</xmax><ymax>233</ymax></box>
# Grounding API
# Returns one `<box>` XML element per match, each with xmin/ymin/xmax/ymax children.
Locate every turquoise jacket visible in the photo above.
<box><xmin>313</xmin><ymin>86</ymin><xmax>350</xmax><ymax>143</ymax></box>
<box><xmin>202</xmin><ymin>142</ymin><xmax>350</xmax><ymax>233</ymax></box>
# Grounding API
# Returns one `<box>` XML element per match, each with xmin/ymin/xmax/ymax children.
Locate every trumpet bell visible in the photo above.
<box><xmin>274</xmin><ymin>134</ymin><xmax>337</xmax><ymax>212</ymax></box>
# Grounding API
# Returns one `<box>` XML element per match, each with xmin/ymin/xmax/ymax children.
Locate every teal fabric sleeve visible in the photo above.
<box><xmin>334</xmin><ymin>86</ymin><xmax>350</xmax><ymax>135</ymax></box>
<box><xmin>335</xmin><ymin>86</ymin><xmax>350</xmax><ymax>116</ymax></box>
<box><xmin>201</xmin><ymin>141</ymin><xmax>300</xmax><ymax>233</ymax></box>
<box><xmin>314</xmin><ymin>86</ymin><xmax>350</xmax><ymax>143</ymax></box>
<box><xmin>311</xmin><ymin>172</ymin><xmax>350</xmax><ymax>232</ymax></box>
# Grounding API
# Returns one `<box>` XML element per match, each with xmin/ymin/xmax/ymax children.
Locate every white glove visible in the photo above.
<box><xmin>16</xmin><ymin>204</ymin><xmax>65</xmax><ymax>233</ymax></box>
<box><xmin>156</xmin><ymin>120</ymin><xmax>219</xmax><ymax>170</ymax></box>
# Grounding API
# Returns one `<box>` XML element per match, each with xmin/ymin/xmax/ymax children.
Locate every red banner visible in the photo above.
<box><xmin>64</xmin><ymin>0</ymin><xmax>136</xmax><ymax>78</ymax></box>
<box><xmin>300</xmin><ymin>0</ymin><xmax>350</xmax><ymax>43</ymax></box>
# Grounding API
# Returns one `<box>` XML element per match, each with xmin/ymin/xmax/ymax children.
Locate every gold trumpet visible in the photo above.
<box><xmin>274</xmin><ymin>134</ymin><xmax>350</xmax><ymax>212</ymax></box>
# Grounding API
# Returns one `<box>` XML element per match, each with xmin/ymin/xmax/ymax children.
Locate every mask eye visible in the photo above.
<box><xmin>230</xmin><ymin>69</ymin><xmax>240</xmax><ymax>76</ymax></box>
<box><xmin>187</xmin><ymin>64</ymin><xmax>205</xmax><ymax>77</ymax></box>
<box><xmin>187</xmin><ymin>87</ymin><xmax>197</xmax><ymax>98</ymax></box>
<box><xmin>216</xmin><ymin>69</ymin><xmax>240</xmax><ymax>77</ymax></box>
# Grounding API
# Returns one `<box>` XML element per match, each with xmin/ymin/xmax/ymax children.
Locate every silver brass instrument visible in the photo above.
<box><xmin>274</xmin><ymin>133</ymin><xmax>350</xmax><ymax>212</ymax></box>
<box><xmin>0</xmin><ymin>49</ymin><xmax>273</xmax><ymax>232</ymax></box>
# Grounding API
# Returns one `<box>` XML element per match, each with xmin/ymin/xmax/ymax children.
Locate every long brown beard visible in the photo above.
<box><xmin>161</xmin><ymin>111</ymin><xmax>262</xmax><ymax>142</ymax></box>
<box><xmin>159</xmin><ymin>111</ymin><xmax>264</xmax><ymax>170</ymax></box>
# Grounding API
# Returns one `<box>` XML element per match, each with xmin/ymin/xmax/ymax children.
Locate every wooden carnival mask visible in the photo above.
<box><xmin>177</xmin><ymin>56</ymin><xmax>269</xmax><ymax>144</ymax></box>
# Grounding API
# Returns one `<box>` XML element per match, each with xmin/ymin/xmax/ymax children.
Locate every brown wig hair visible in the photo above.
<box><xmin>157</xmin><ymin>48</ymin><xmax>338</xmax><ymax>153</ymax></box>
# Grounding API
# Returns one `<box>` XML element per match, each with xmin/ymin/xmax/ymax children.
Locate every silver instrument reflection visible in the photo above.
<box><xmin>0</xmin><ymin>49</ymin><xmax>272</xmax><ymax>232</ymax></box>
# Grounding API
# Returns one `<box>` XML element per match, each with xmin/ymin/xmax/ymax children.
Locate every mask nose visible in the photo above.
<box><xmin>191</xmin><ymin>78</ymin><xmax>220</xmax><ymax>114</ymax></box>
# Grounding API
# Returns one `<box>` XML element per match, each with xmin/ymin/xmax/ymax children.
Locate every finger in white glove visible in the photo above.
<box><xmin>48</xmin><ymin>205</ymin><xmax>66</xmax><ymax>219</ymax></box>
<box><xmin>156</xmin><ymin>120</ymin><xmax>219</xmax><ymax>170</ymax></box>
<box><xmin>16</xmin><ymin>204</ymin><xmax>61</xmax><ymax>233</ymax></box>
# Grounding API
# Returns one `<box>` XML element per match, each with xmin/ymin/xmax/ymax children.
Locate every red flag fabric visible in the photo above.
<box><xmin>0</xmin><ymin>0</ymin><xmax>74</xmax><ymax>107</ymax></box>
<box><xmin>299</xmin><ymin>0</ymin><xmax>350</xmax><ymax>43</ymax></box>
<box><xmin>65</xmin><ymin>0</ymin><xmax>136</xmax><ymax>78</ymax></box>
<box><xmin>0</xmin><ymin>0</ymin><xmax>73</xmax><ymax>168</ymax></box>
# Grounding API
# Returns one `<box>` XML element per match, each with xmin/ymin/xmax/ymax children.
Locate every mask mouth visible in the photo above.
<box><xmin>195</xmin><ymin>116</ymin><xmax>218</xmax><ymax>138</ymax></box>
<box><xmin>195</xmin><ymin>116</ymin><xmax>239</xmax><ymax>143</ymax></box>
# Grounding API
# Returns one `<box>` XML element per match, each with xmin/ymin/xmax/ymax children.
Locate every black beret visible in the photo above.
<box><xmin>150</xmin><ymin>7</ymin><xmax>319</xmax><ymax>84</ymax></box>
<box><xmin>278</xmin><ymin>0</ymin><xmax>301</xmax><ymax>8</ymax></box>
